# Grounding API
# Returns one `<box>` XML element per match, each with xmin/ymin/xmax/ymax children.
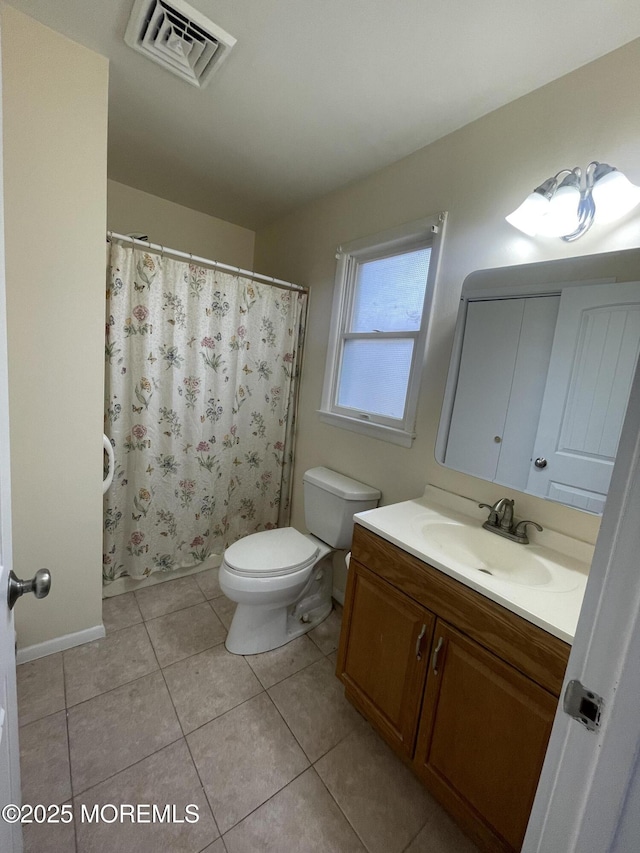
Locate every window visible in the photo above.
<box><xmin>320</xmin><ymin>213</ymin><xmax>446</xmax><ymax>447</ymax></box>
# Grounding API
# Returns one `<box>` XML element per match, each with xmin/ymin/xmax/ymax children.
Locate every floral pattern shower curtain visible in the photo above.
<box><xmin>103</xmin><ymin>240</ymin><xmax>307</xmax><ymax>584</ymax></box>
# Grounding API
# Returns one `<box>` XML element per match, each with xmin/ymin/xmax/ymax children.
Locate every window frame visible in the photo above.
<box><xmin>319</xmin><ymin>213</ymin><xmax>447</xmax><ymax>448</ymax></box>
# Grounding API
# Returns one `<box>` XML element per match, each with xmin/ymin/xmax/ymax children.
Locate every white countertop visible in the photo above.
<box><xmin>353</xmin><ymin>487</ymin><xmax>593</xmax><ymax>644</ymax></box>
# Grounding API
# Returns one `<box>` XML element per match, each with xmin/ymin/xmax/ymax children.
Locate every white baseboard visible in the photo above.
<box><xmin>332</xmin><ymin>586</ymin><xmax>345</xmax><ymax>606</ymax></box>
<box><xmin>16</xmin><ymin>624</ymin><xmax>106</xmax><ymax>664</ymax></box>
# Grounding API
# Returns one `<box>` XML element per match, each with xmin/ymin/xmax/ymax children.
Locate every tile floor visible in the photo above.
<box><xmin>17</xmin><ymin>570</ymin><xmax>478</xmax><ymax>853</ymax></box>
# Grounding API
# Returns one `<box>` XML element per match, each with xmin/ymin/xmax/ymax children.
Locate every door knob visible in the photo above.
<box><xmin>534</xmin><ymin>457</ymin><xmax>548</xmax><ymax>469</ymax></box>
<box><xmin>7</xmin><ymin>568</ymin><xmax>51</xmax><ymax>610</ymax></box>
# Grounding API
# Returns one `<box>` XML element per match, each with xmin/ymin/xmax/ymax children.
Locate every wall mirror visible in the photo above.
<box><xmin>435</xmin><ymin>248</ymin><xmax>640</xmax><ymax>515</ymax></box>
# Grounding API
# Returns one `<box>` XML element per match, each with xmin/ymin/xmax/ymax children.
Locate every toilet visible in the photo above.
<box><xmin>219</xmin><ymin>467</ymin><xmax>381</xmax><ymax>654</ymax></box>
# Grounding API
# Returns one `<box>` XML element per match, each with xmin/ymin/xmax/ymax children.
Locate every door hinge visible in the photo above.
<box><xmin>563</xmin><ymin>679</ymin><xmax>604</xmax><ymax>732</ymax></box>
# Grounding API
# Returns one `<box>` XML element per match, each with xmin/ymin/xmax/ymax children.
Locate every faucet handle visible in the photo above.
<box><xmin>513</xmin><ymin>520</ymin><xmax>543</xmax><ymax>543</ymax></box>
<box><xmin>479</xmin><ymin>502</ymin><xmax>500</xmax><ymax>525</ymax></box>
<box><xmin>479</xmin><ymin>500</ymin><xmax>505</xmax><ymax>511</ymax></box>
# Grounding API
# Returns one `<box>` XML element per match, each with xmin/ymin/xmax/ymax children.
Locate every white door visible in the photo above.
<box><xmin>523</xmin><ymin>309</ymin><xmax>640</xmax><ymax>853</ymax></box>
<box><xmin>0</xmin><ymin>396</ymin><xmax>21</xmax><ymax>853</ymax></box>
<box><xmin>527</xmin><ymin>281</ymin><xmax>640</xmax><ymax>513</ymax></box>
<box><xmin>0</xmin><ymin>72</ymin><xmax>22</xmax><ymax>850</ymax></box>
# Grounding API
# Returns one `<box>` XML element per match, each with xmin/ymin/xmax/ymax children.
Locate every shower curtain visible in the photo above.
<box><xmin>103</xmin><ymin>240</ymin><xmax>307</xmax><ymax>584</ymax></box>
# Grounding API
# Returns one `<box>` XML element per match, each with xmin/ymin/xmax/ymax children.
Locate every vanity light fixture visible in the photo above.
<box><xmin>506</xmin><ymin>162</ymin><xmax>640</xmax><ymax>241</ymax></box>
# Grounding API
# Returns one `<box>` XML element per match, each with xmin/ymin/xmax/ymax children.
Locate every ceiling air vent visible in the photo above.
<box><xmin>124</xmin><ymin>0</ymin><xmax>236</xmax><ymax>88</ymax></box>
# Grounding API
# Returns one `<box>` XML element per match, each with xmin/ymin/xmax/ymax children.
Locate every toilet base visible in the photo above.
<box><xmin>224</xmin><ymin>556</ymin><xmax>334</xmax><ymax>655</ymax></box>
<box><xmin>225</xmin><ymin>597</ymin><xmax>333</xmax><ymax>655</ymax></box>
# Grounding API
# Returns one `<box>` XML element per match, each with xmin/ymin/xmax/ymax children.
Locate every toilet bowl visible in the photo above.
<box><xmin>219</xmin><ymin>467</ymin><xmax>380</xmax><ymax>655</ymax></box>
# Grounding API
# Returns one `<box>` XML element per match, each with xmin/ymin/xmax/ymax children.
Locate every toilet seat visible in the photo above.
<box><xmin>223</xmin><ymin>527</ymin><xmax>320</xmax><ymax>578</ymax></box>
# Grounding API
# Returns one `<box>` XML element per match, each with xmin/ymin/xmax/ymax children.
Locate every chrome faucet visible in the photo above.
<box><xmin>479</xmin><ymin>498</ymin><xmax>542</xmax><ymax>544</ymax></box>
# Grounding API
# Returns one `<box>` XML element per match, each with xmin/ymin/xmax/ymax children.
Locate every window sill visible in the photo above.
<box><xmin>317</xmin><ymin>410</ymin><xmax>415</xmax><ymax>448</ymax></box>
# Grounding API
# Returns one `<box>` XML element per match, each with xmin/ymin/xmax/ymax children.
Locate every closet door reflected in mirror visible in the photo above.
<box><xmin>526</xmin><ymin>282</ymin><xmax>640</xmax><ymax>512</ymax></box>
<box><xmin>436</xmin><ymin>250</ymin><xmax>640</xmax><ymax>515</ymax></box>
<box><xmin>444</xmin><ymin>296</ymin><xmax>558</xmax><ymax>489</ymax></box>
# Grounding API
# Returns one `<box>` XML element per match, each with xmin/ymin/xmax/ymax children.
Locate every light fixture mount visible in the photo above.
<box><xmin>506</xmin><ymin>162</ymin><xmax>640</xmax><ymax>241</ymax></box>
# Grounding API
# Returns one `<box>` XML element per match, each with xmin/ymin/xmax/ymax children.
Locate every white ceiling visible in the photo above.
<box><xmin>7</xmin><ymin>0</ymin><xmax>640</xmax><ymax>229</ymax></box>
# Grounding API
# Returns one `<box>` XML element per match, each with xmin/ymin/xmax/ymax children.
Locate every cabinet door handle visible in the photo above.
<box><xmin>415</xmin><ymin>624</ymin><xmax>427</xmax><ymax>660</ymax></box>
<box><xmin>432</xmin><ymin>636</ymin><xmax>444</xmax><ymax>674</ymax></box>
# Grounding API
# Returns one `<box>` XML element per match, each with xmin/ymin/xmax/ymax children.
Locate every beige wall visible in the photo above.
<box><xmin>107</xmin><ymin>180</ymin><xmax>255</xmax><ymax>268</ymax></box>
<box><xmin>255</xmin><ymin>38</ymin><xmax>640</xmax><ymax>592</ymax></box>
<box><xmin>2</xmin><ymin>7</ymin><xmax>108</xmax><ymax>649</ymax></box>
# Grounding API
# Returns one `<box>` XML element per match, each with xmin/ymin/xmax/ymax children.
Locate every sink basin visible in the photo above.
<box><xmin>353</xmin><ymin>491</ymin><xmax>592</xmax><ymax>641</ymax></box>
<box><xmin>416</xmin><ymin>520</ymin><xmax>580</xmax><ymax>592</ymax></box>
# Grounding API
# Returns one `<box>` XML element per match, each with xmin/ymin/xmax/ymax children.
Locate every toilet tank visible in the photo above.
<box><xmin>303</xmin><ymin>467</ymin><xmax>381</xmax><ymax>549</ymax></box>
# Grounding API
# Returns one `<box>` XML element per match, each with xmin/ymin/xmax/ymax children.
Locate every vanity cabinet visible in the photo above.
<box><xmin>339</xmin><ymin>562</ymin><xmax>434</xmax><ymax>758</ymax></box>
<box><xmin>414</xmin><ymin>621</ymin><xmax>557</xmax><ymax>852</ymax></box>
<box><xmin>336</xmin><ymin>525</ymin><xmax>570</xmax><ymax>853</ymax></box>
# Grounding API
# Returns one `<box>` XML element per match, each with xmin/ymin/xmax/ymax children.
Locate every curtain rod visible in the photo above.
<box><xmin>107</xmin><ymin>231</ymin><xmax>308</xmax><ymax>294</ymax></box>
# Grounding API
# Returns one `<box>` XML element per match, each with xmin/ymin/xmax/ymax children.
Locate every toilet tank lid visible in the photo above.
<box><xmin>303</xmin><ymin>467</ymin><xmax>381</xmax><ymax>501</ymax></box>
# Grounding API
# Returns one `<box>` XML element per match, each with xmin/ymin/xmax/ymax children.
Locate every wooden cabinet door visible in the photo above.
<box><xmin>414</xmin><ymin>621</ymin><xmax>557</xmax><ymax>852</ymax></box>
<box><xmin>337</xmin><ymin>560</ymin><xmax>433</xmax><ymax>758</ymax></box>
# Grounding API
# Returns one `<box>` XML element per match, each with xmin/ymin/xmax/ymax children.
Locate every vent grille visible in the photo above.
<box><xmin>124</xmin><ymin>0</ymin><xmax>236</xmax><ymax>88</ymax></box>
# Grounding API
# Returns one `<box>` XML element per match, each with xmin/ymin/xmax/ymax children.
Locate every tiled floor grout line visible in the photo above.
<box><xmin>61</xmin><ymin>635</ymin><xmax>231</xmax><ymax>714</ymax></box>
<box><xmin>18</xmin><ymin>704</ymin><xmax>67</xmax><ymax>730</ymax></box>
<box><xmin>218</xmin><ymin>764</ymin><xmax>313</xmax><ymax>842</ymax></box>
<box><xmin>99</xmin><ymin>618</ymin><xmax>144</xmax><ymax>636</ymax></box>
<box><xmin>242</xmin><ymin>645</ymin><xmax>330</xmax><ymax>691</ymax></box>
<box><xmin>120</xmin><ymin>569</ymin><xmax>221</xmax><ymax>601</ymax></box>
<box><xmin>180</xmin><ymin>685</ymin><xmax>264</xmax><ymax>740</ymax></box>
<box><xmin>261</xmin><ymin>689</ymin><xmax>311</xmax><ymax>763</ymax></box>
<box><xmin>103</xmin><ymin>590</ymin><xmax>227</xmax><ymax>635</ymax></box>
<box><xmin>60</xmin><ymin>651</ymin><xmax>80</xmax><ymax>852</ymax></box>
<box><xmin>180</xmin><ymin>720</ymin><xmax>223</xmax><ymax>845</ymax></box>
<box><xmin>311</xmin><ymin>761</ymin><xmax>373</xmax><ymax>853</ymax></box>
<box><xmin>63</xmin><ymin>664</ymin><xmax>161</xmax><ymax>713</ymax></box>
<box><xmin>146</xmin><ymin>618</ymin><xmax>226</xmax><ymax>668</ymax></box>
<box><xmin>144</xmin><ymin>618</ymin><xmax>224</xmax><ymax>846</ymax></box>
<box><xmin>69</xmin><ymin>734</ymin><xmax>186</xmax><ymax>802</ymax></box>
<box><xmin>256</xmin><ymin>672</ymin><xmax>377</xmax><ymax>849</ymax></box>
<box><xmin>132</xmin><ymin>577</ymin><xmax>209</xmax><ymax>618</ymax></box>
<box><xmin>144</xmin><ymin>596</ymin><xmax>226</xmax><ymax>636</ymax></box>
<box><xmin>154</xmin><ymin>640</ymin><xmax>222</xmax><ymax>849</ymax></box>
<box><xmin>141</xmin><ymin>619</ymin><xmax>184</xmax><ymax>731</ymax></box>
<box><xmin>197</xmin><ymin>836</ymin><xmax>227</xmax><ymax>853</ymax></box>
<box><xmin>143</xmin><ymin>608</ymin><xmax>226</xmax><ymax>850</ymax></box>
<box><xmin>400</xmin><ymin>820</ymin><xmax>429</xmax><ymax>853</ymax></box>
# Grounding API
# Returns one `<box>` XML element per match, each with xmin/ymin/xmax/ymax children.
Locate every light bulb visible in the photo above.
<box><xmin>537</xmin><ymin>183</ymin><xmax>581</xmax><ymax>238</ymax></box>
<box><xmin>592</xmin><ymin>169</ymin><xmax>640</xmax><ymax>224</ymax></box>
<box><xmin>505</xmin><ymin>190</ymin><xmax>550</xmax><ymax>236</ymax></box>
